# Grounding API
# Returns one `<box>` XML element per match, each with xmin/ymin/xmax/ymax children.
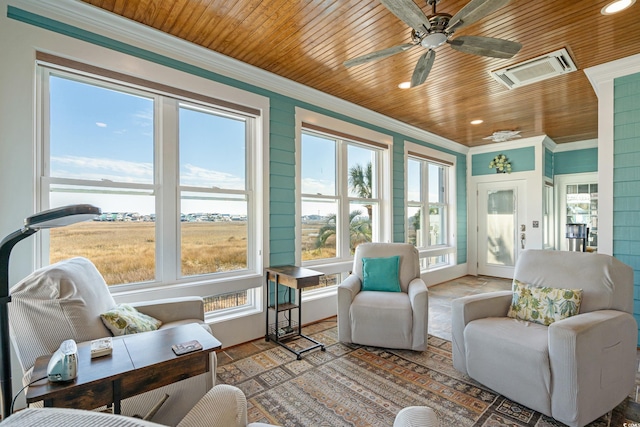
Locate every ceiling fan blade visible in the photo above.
<box><xmin>380</xmin><ymin>0</ymin><xmax>431</xmax><ymax>32</ymax></box>
<box><xmin>344</xmin><ymin>43</ymin><xmax>415</xmax><ymax>67</ymax></box>
<box><xmin>411</xmin><ymin>50</ymin><xmax>436</xmax><ymax>87</ymax></box>
<box><xmin>448</xmin><ymin>0</ymin><xmax>510</xmax><ymax>32</ymax></box>
<box><xmin>448</xmin><ymin>35</ymin><xmax>521</xmax><ymax>59</ymax></box>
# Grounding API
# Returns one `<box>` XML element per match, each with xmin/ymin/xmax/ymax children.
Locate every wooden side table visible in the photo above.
<box><xmin>265</xmin><ymin>265</ymin><xmax>325</xmax><ymax>359</ymax></box>
<box><xmin>26</xmin><ymin>323</ymin><xmax>221</xmax><ymax>413</ymax></box>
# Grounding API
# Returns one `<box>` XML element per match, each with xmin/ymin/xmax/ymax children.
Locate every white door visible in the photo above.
<box><xmin>477</xmin><ymin>180</ymin><xmax>527</xmax><ymax>278</ymax></box>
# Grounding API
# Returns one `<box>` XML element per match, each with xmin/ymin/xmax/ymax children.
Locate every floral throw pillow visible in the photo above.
<box><xmin>100</xmin><ymin>304</ymin><xmax>162</xmax><ymax>336</ymax></box>
<box><xmin>507</xmin><ymin>279</ymin><xmax>583</xmax><ymax>326</ymax></box>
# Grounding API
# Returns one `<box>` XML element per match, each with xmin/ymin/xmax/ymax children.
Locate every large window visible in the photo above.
<box><xmin>296</xmin><ymin>111</ymin><xmax>391</xmax><ymax>290</ymax></box>
<box><xmin>38</xmin><ymin>62</ymin><xmax>263</xmax><ymax>313</ymax></box>
<box><xmin>405</xmin><ymin>143</ymin><xmax>455</xmax><ymax>270</ymax></box>
<box><xmin>300</xmin><ymin>130</ymin><xmax>382</xmax><ymax>262</ymax></box>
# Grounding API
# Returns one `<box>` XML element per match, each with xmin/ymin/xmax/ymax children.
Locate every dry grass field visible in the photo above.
<box><xmin>50</xmin><ymin>221</ymin><xmax>247</xmax><ymax>285</ymax></box>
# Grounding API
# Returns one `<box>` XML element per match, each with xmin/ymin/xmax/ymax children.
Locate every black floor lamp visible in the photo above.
<box><xmin>0</xmin><ymin>204</ymin><xmax>100</xmax><ymax>419</ymax></box>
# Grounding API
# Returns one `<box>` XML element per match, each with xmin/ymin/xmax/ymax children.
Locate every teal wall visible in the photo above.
<box><xmin>613</xmin><ymin>71</ymin><xmax>640</xmax><ymax>342</ymax></box>
<box><xmin>544</xmin><ymin>148</ymin><xmax>553</xmax><ymax>179</ymax></box>
<box><xmin>9</xmin><ymin>7</ymin><xmax>468</xmax><ymax>267</ymax></box>
<box><xmin>471</xmin><ymin>147</ymin><xmax>535</xmax><ymax>176</ymax></box>
<box><xmin>554</xmin><ymin>148</ymin><xmax>598</xmax><ymax>175</ymax></box>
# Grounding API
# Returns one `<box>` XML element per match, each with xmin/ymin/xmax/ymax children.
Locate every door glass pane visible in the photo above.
<box><xmin>486</xmin><ymin>189</ymin><xmax>515</xmax><ymax>266</ymax></box>
<box><xmin>566</xmin><ymin>183</ymin><xmax>598</xmax><ymax>250</ymax></box>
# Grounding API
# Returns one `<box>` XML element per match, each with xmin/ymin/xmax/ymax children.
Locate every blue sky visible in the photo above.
<box><xmin>49</xmin><ymin>74</ymin><xmax>248</xmax><ymax>215</ymax></box>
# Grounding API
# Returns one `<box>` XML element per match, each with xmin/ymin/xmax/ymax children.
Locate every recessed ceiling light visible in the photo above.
<box><xmin>470</xmin><ymin>119</ymin><xmax>483</xmax><ymax>125</ymax></box>
<box><xmin>601</xmin><ymin>0</ymin><xmax>635</xmax><ymax>15</ymax></box>
<box><xmin>398</xmin><ymin>82</ymin><xmax>411</xmax><ymax>89</ymax></box>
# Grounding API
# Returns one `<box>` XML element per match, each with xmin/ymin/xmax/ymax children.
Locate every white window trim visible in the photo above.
<box><xmin>34</xmin><ymin>49</ymin><xmax>270</xmax><ymax>315</ymax></box>
<box><xmin>404</xmin><ymin>141</ymin><xmax>457</xmax><ymax>269</ymax></box>
<box><xmin>294</xmin><ymin>108</ymin><xmax>393</xmax><ymax>277</ymax></box>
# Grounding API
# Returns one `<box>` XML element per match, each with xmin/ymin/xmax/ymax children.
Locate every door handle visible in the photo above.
<box><xmin>521</xmin><ymin>233</ymin><xmax>526</xmax><ymax>249</ymax></box>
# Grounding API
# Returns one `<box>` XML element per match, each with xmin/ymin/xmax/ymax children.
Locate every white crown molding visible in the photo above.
<box><xmin>12</xmin><ymin>0</ymin><xmax>468</xmax><ymax>155</ymax></box>
<box><xmin>584</xmin><ymin>53</ymin><xmax>640</xmax><ymax>96</ymax></box>
<box><xmin>553</xmin><ymin>138</ymin><xmax>598</xmax><ymax>152</ymax></box>
<box><xmin>467</xmin><ymin>135</ymin><xmax>547</xmax><ymax>155</ymax></box>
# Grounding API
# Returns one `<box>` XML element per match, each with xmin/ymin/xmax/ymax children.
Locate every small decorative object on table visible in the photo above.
<box><xmin>489</xmin><ymin>154</ymin><xmax>512</xmax><ymax>173</ymax></box>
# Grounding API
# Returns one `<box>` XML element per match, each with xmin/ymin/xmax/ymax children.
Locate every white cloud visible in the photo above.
<box><xmin>301</xmin><ymin>178</ymin><xmax>334</xmax><ymax>196</ymax></box>
<box><xmin>96</xmin><ymin>122</ymin><xmax>107</xmax><ymax>128</ymax></box>
<box><xmin>51</xmin><ymin>155</ymin><xmax>153</xmax><ymax>184</ymax></box>
<box><xmin>181</xmin><ymin>164</ymin><xmax>244</xmax><ymax>190</ymax></box>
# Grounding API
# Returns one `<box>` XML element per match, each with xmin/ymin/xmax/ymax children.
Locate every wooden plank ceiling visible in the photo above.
<box><xmin>80</xmin><ymin>0</ymin><xmax>640</xmax><ymax>147</ymax></box>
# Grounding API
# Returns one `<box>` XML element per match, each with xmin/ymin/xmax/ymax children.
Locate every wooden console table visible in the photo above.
<box><xmin>265</xmin><ymin>265</ymin><xmax>325</xmax><ymax>359</ymax></box>
<box><xmin>26</xmin><ymin>323</ymin><xmax>221</xmax><ymax>413</ymax></box>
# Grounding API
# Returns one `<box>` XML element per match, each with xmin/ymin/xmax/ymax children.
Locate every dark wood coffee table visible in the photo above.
<box><xmin>26</xmin><ymin>323</ymin><xmax>221</xmax><ymax>413</ymax></box>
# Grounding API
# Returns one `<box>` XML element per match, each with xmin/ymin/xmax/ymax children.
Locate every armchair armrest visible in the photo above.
<box><xmin>408</xmin><ymin>278</ymin><xmax>428</xmax><ymax>351</ymax></box>
<box><xmin>337</xmin><ymin>274</ymin><xmax>361</xmax><ymax>343</ymax></box>
<box><xmin>451</xmin><ymin>290</ymin><xmax>512</xmax><ymax>374</ymax></box>
<box><xmin>548</xmin><ymin>310</ymin><xmax>638</xmax><ymax>427</ymax></box>
<box><xmin>131</xmin><ymin>297</ymin><xmax>205</xmax><ymax>324</ymax></box>
<box><xmin>177</xmin><ymin>384</ymin><xmax>248</xmax><ymax>427</ymax></box>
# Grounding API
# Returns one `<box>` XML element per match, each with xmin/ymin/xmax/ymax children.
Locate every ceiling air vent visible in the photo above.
<box><xmin>490</xmin><ymin>48</ymin><xmax>577</xmax><ymax>90</ymax></box>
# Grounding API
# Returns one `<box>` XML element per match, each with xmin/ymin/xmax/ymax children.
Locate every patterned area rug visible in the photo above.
<box><xmin>217</xmin><ymin>326</ymin><xmax>632</xmax><ymax>426</ymax></box>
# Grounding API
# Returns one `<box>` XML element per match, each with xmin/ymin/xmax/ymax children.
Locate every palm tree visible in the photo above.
<box><xmin>349</xmin><ymin>162</ymin><xmax>373</xmax><ymax>219</ymax></box>
<box><xmin>315</xmin><ymin>210</ymin><xmax>371</xmax><ymax>252</ymax></box>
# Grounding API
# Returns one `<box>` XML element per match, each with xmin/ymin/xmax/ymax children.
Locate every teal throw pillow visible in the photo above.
<box><xmin>361</xmin><ymin>255</ymin><xmax>401</xmax><ymax>292</ymax></box>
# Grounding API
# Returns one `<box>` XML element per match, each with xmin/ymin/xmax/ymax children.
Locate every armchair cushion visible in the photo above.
<box><xmin>506</xmin><ymin>279</ymin><xmax>582</xmax><ymax>326</ymax></box>
<box><xmin>100</xmin><ymin>304</ymin><xmax>163</xmax><ymax>336</ymax></box>
<box><xmin>361</xmin><ymin>255</ymin><xmax>401</xmax><ymax>292</ymax></box>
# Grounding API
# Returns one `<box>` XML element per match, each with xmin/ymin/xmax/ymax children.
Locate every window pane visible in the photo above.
<box><xmin>49</xmin><ymin>75</ymin><xmax>154</xmax><ymax>184</ymax></box>
<box><xmin>348</xmin><ymin>144</ymin><xmax>376</xmax><ymax>198</ymax></box>
<box><xmin>428</xmin><ymin>164</ymin><xmax>445</xmax><ymax>204</ymax></box>
<box><xmin>303</xmin><ymin>273</ymin><xmax>342</xmax><ymax>292</ymax></box>
<box><xmin>179</xmin><ymin>106</ymin><xmax>246</xmax><ymax>190</ymax></box>
<box><xmin>203</xmin><ymin>290</ymin><xmax>249</xmax><ymax>312</ymax></box>
<box><xmin>181</xmin><ymin>192</ymin><xmax>247</xmax><ymax>276</ymax></box>
<box><xmin>407</xmin><ymin>206</ymin><xmax>423</xmax><ymax>247</ymax></box>
<box><xmin>49</xmin><ymin>185</ymin><xmax>155</xmax><ymax>285</ymax></box>
<box><xmin>428</xmin><ymin>205</ymin><xmax>446</xmax><ymax>246</ymax></box>
<box><xmin>301</xmin><ymin>198</ymin><xmax>338</xmax><ymax>261</ymax></box>
<box><xmin>349</xmin><ymin>201</ymin><xmax>373</xmax><ymax>254</ymax></box>
<box><xmin>407</xmin><ymin>159</ymin><xmax>421</xmax><ymax>202</ymax></box>
<box><xmin>301</xmin><ymin>133</ymin><xmax>336</xmax><ymax>196</ymax></box>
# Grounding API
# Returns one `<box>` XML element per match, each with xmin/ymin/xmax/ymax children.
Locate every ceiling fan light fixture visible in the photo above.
<box><xmin>420</xmin><ymin>32</ymin><xmax>448</xmax><ymax>49</ymax></box>
<box><xmin>470</xmin><ymin>119</ymin><xmax>483</xmax><ymax>125</ymax></box>
<box><xmin>483</xmin><ymin>130</ymin><xmax>522</xmax><ymax>143</ymax></box>
<box><xmin>398</xmin><ymin>81</ymin><xmax>411</xmax><ymax>89</ymax></box>
<box><xmin>601</xmin><ymin>0</ymin><xmax>635</xmax><ymax>15</ymax></box>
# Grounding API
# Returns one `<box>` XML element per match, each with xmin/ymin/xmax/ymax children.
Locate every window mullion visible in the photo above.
<box><xmin>159</xmin><ymin>97</ymin><xmax>179</xmax><ymax>282</ymax></box>
<box><xmin>338</xmin><ymin>140</ymin><xmax>350</xmax><ymax>258</ymax></box>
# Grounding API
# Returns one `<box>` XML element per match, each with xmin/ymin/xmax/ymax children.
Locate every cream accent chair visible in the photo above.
<box><xmin>8</xmin><ymin>257</ymin><xmax>217</xmax><ymax>427</ymax></box>
<box><xmin>452</xmin><ymin>249</ymin><xmax>637</xmax><ymax>427</ymax></box>
<box><xmin>338</xmin><ymin>242</ymin><xmax>428</xmax><ymax>351</ymax></box>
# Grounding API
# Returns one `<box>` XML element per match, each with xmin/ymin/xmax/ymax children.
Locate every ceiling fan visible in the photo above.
<box><xmin>344</xmin><ymin>0</ymin><xmax>522</xmax><ymax>87</ymax></box>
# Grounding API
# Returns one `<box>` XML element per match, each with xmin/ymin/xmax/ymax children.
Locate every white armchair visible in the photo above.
<box><xmin>338</xmin><ymin>243</ymin><xmax>428</xmax><ymax>351</ymax></box>
<box><xmin>8</xmin><ymin>257</ymin><xmax>217</xmax><ymax>426</ymax></box>
<box><xmin>451</xmin><ymin>249</ymin><xmax>637</xmax><ymax>427</ymax></box>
